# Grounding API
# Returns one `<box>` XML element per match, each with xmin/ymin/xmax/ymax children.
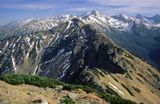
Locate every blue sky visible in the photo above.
<box><xmin>0</xmin><ymin>0</ymin><xmax>159</xmax><ymax>25</ymax></box>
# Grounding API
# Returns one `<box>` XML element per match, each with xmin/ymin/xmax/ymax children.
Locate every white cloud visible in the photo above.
<box><xmin>88</xmin><ymin>0</ymin><xmax>159</xmax><ymax>5</ymax></box>
<box><xmin>0</xmin><ymin>3</ymin><xmax>53</xmax><ymax>10</ymax></box>
<box><xmin>0</xmin><ymin>0</ymin><xmax>159</xmax><ymax>15</ymax></box>
<box><xmin>65</xmin><ymin>8</ymin><xmax>91</xmax><ymax>12</ymax></box>
<box><xmin>87</xmin><ymin>0</ymin><xmax>160</xmax><ymax>15</ymax></box>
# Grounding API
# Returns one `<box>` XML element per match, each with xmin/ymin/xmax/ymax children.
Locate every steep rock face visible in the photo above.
<box><xmin>81</xmin><ymin>12</ymin><xmax>160</xmax><ymax>68</ymax></box>
<box><xmin>0</xmin><ymin>18</ymin><xmax>160</xmax><ymax>104</ymax></box>
<box><xmin>0</xmin><ymin>15</ymin><xmax>73</xmax><ymax>38</ymax></box>
<box><xmin>0</xmin><ymin>20</ymin><xmax>74</xmax><ymax>75</ymax></box>
<box><xmin>1</xmin><ymin>11</ymin><xmax>160</xmax><ymax>68</ymax></box>
<box><xmin>105</xmin><ymin>21</ymin><xmax>160</xmax><ymax>68</ymax></box>
<box><xmin>61</xmin><ymin>25</ymin><xmax>126</xmax><ymax>82</ymax></box>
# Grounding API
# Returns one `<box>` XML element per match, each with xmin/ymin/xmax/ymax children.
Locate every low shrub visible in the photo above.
<box><xmin>0</xmin><ymin>74</ymin><xmax>136</xmax><ymax>104</ymax></box>
<box><xmin>60</xmin><ymin>95</ymin><xmax>75</xmax><ymax>104</ymax></box>
<box><xmin>0</xmin><ymin>74</ymin><xmax>63</xmax><ymax>88</ymax></box>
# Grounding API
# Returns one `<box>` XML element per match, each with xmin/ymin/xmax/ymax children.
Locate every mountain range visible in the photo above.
<box><xmin>0</xmin><ymin>10</ymin><xmax>160</xmax><ymax>104</ymax></box>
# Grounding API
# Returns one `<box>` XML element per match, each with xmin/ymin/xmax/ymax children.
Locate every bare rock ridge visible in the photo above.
<box><xmin>0</xmin><ymin>13</ymin><xmax>160</xmax><ymax>104</ymax></box>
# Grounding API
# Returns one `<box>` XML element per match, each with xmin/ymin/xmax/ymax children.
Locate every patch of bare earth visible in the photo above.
<box><xmin>0</xmin><ymin>81</ymin><xmax>108</xmax><ymax>104</ymax></box>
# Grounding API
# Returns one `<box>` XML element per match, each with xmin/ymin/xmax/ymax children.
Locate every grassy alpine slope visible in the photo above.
<box><xmin>0</xmin><ymin>74</ymin><xmax>136</xmax><ymax>104</ymax></box>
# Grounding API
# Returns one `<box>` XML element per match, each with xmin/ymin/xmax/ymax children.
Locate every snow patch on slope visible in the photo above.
<box><xmin>11</xmin><ymin>55</ymin><xmax>17</xmax><ymax>71</ymax></box>
<box><xmin>109</xmin><ymin>82</ymin><xmax>124</xmax><ymax>94</ymax></box>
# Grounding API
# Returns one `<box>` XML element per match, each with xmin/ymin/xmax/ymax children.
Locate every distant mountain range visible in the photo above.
<box><xmin>0</xmin><ymin>10</ymin><xmax>160</xmax><ymax>104</ymax></box>
<box><xmin>0</xmin><ymin>10</ymin><xmax>160</xmax><ymax>69</ymax></box>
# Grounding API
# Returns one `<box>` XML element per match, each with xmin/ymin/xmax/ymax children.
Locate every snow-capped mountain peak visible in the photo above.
<box><xmin>1</xmin><ymin>10</ymin><xmax>160</xmax><ymax>39</ymax></box>
<box><xmin>113</xmin><ymin>14</ymin><xmax>135</xmax><ymax>22</ymax></box>
<box><xmin>21</xmin><ymin>18</ymin><xmax>34</xmax><ymax>24</ymax></box>
<box><xmin>136</xmin><ymin>14</ymin><xmax>144</xmax><ymax>19</ymax></box>
<box><xmin>80</xmin><ymin>10</ymin><xmax>104</xmax><ymax>18</ymax></box>
<box><xmin>136</xmin><ymin>14</ymin><xmax>152</xmax><ymax>23</ymax></box>
<box><xmin>90</xmin><ymin>10</ymin><xmax>103</xmax><ymax>16</ymax></box>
